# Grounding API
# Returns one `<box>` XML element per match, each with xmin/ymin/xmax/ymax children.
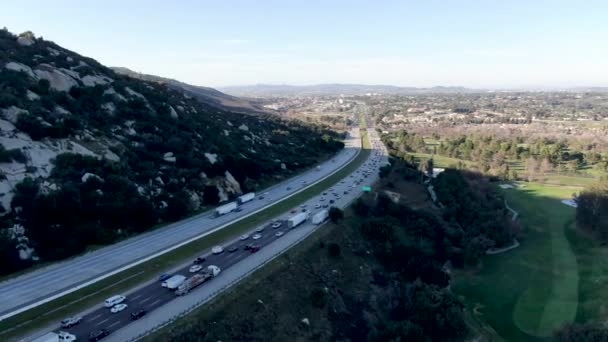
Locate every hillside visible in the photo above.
<box><xmin>219</xmin><ymin>84</ymin><xmax>476</xmax><ymax>97</ymax></box>
<box><xmin>111</xmin><ymin>67</ymin><xmax>270</xmax><ymax>114</ymax></box>
<box><xmin>0</xmin><ymin>30</ymin><xmax>344</xmax><ymax>275</ymax></box>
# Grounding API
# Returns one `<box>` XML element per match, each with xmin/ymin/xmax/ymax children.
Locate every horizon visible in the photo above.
<box><xmin>3</xmin><ymin>0</ymin><xmax>608</xmax><ymax>89</ymax></box>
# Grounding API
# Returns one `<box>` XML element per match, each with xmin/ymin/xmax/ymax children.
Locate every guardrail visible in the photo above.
<box><xmin>2</xmin><ymin>133</ymin><xmax>362</xmax><ymax>323</ymax></box>
<box><xmin>124</xmin><ymin>135</ymin><xmax>379</xmax><ymax>341</ymax></box>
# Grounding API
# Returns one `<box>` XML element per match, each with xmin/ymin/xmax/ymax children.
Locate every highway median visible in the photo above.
<box><xmin>1</xmin><ymin>129</ymin><xmax>371</xmax><ymax>342</ymax></box>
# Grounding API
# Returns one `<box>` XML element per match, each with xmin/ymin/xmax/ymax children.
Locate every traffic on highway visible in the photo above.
<box><xmin>25</xmin><ymin>110</ymin><xmax>388</xmax><ymax>342</ymax></box>
<box><xmin>31</xmin><ymin>124</ymin><xmax>387</xmax><ymax>342</ymax></box>
<box><xmin>0</xmin><ymin>129</ymin><xmax>362</xmax><ymax>322</ymax></box>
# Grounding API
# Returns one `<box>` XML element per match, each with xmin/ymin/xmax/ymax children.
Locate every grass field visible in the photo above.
<box><xmin>0</xmin><ymin>131</ymin><xmax>372</xmax><ymax>341</ymax></box>
<box><xmin>453</xmin><ymin>183</ymin><xmax>586</xmax><ymax>341</ymax></box>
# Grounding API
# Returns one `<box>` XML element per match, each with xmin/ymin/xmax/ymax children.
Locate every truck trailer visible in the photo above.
<box><xmin>287</xmin><ymin>212</ymin><xmax>308</xmax><ymax>228</ymax></box>
<box><xmin>162</xmin><ymin>274</ymin><xmax>186</xmax><ymax>290</ymax></box>
<box><xmin>312</xmin><ymin>209</ymin><xmax>329</xmax><ymax>225</ymax></box>
<box><xmin>175</xmin><ymin>265</ymin><xmax>221</xmax><ymax>296</ymax></box>
<box><xmin>30</xmin><ymin>331</ymin><xmax>76</xmax><ymax>342</ymax></box>
<box><xmin>237</xmin><ymin>192</ymin><xmax>255</xmax><ymax>204</ymax></box>
<box><xmin>215</xmin><ymin>201</ymin><xmax>237</xmax><ymax>216</ymax></box>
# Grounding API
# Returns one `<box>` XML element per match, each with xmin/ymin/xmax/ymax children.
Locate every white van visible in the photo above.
<box><xmin>104</xmin><ymin>294</ymin><xmax>126</xmax><ymax>307</ymax></box>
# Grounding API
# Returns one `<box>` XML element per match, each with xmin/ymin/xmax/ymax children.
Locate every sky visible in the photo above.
<box><xmin>2</xmin><ymin>0</ymin><xmax>608</xmax><ymax>88</ymax></box>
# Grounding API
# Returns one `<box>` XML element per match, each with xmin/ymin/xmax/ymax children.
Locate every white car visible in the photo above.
<box><xmin>320</xmin><ymin>197</ymin><xmax>325</xmax><ymax>201</ymax></box>
<box><xmin>212</xmin><ymin>246</ymin><xmax>224</xmax><ymax>254</ymax></box>
<box><xmin>110</xmin><ymin>303</ymin><xmax>128</xmax><ymax>313</ymax></box>
<box><xmin>252</xmin><ymin>234</ymin><xmax>262</xmax><ymax>240</ymax></box>
<box><xmin>239</xmin><ymin>234</ymin><xmax>249</xmax><ymax>241</ymax></box>
<box><xmin>189</xmin><ymin>264</ymin><xmax>203</xmax><ymax>273</ymax></box>
<box><xmin>314</xmin><ymin>203</ymin><xmax>321</xmax><ymax>208</ymax></box>
<box><xmin>255</xmin><ymin>226</ymin><xmax>264</xmax><ymax>233</ymax></box>
<box><xmin>271</xmin><ymin>222</ymin><xmax>282</xmax><ymax>229</ymax></box>
<box><xmin>275</xmin><ymin>231</ymin><xmax>285</xmax><ymax>237</ymax></box>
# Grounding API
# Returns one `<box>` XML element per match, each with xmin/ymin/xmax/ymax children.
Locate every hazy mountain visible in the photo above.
<box><xmin>219</xmin><ymin>84</ymin><xmax>477</xmax><ymax>97</ymax></box>
<box><xmin>0</xmin><ymin>29</ymin><xmax>344</xmax><ymax>274</ymax></box>
<box><xmin>111</xmin><ymin>67</ymin><xmax>270</xmax><ymax>114</ymax></box>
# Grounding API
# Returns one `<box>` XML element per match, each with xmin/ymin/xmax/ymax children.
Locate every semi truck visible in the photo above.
<box><xmin>215</xmin><ymin>201</ymin><xmax>237</xmax><ymax>216</ymax></box>
<box><xmin>312</xmin><ymin>209</ymin><xmax>329</xmax><ymax>225</ymax></box>
<box><xmin>175</xmin><ymin>265</ymin><xmax>221</xmax><ymax>296</ymax></box>
<box><xmin>30</xmin><ymin>331</ymin><xmax>76</xmax><ymax>342</ymax></box>
<box><xmin>287</xmin><ymin>212</ymin><xmax>308</xmax><ymax>228</ymax></box>
<box><xmin>162</xmin><ymin>274</ymin><xmax>186</xmax><ymax>290</ymax></box>
<box><xmin>237</xmin><ymin>192</ymin><xmax>255</xmax><ymax>204</ymax></box>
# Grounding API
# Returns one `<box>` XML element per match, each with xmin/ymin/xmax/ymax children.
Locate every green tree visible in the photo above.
<box><xmin>328</xmin><ymin>206</ymin><xmax>344</xmax><ymax>223</ymax></box>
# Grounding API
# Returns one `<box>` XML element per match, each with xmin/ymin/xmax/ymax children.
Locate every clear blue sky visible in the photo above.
<box><xmin>2</xmin><ymin>0</ymin><xmax>607</xmax><ymax>88</ymax></box>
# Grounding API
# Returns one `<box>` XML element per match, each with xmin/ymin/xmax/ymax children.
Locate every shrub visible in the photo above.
<box><xmin>328</xmin><ymin>243</ymin><xmax>341</xmax><ymax>257</ymax></box>
<box><xmin>310</xmin><ymin>288</ymin><xmax>326</xmax><ymax>308</ymax></box>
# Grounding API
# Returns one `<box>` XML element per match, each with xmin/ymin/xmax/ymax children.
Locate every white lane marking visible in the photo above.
<box><xmin>96</xmin><ymin>318</ymin><xmax>109</xmax><ymax>326</ymax></box>
<box><xmin>107</xmin><ymin>320</ymin><xmax>121</xmax><ymax>328</ymax></box>
<box><xmin>149</xmin><ymin>299</ymin><xmax>161</xmax><ymax>306</ymax></box>
<box><xmin>139</xmin><ymin>296</ymin><xmax>151</xmax><ymax>304</ymax></box>
<box><xmin>89</xmin><ymin>313</ymin><xmax>102</xmax><ymax>321</ymax></box>
<box><xmin>130</xmin><ymin>294</ymin><xmax>142</xmax><ymax>300</ymax></box>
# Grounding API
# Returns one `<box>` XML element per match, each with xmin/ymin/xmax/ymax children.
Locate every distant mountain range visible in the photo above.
<box><xmin>219</xmin><ymin>84</ymin><xmax>478</xmax><ymax>97</ymax></box>
<box><xmin>112</xmin><ymin>67</ymin><xmax>270</xmax><ymax>113</ymax></box>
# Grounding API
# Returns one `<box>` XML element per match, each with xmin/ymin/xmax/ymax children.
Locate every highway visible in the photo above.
<box><xmin>0</xmin><ymin>127</ymin><xmax>361</xmax><ymax>320</ymax></box>
<box><xmin>25</xmin><ymin>109</ymin><xmax>388</xmax><ymax>341</ymax></box>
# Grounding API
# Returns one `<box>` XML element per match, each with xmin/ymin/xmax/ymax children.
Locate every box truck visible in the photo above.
<box><xmin>215</xmin><ymin>201</ymin><xmax>237</xmax><ymax>216</ymax></box>
<box><xmin>237</xmin><ymin>192</ymin><xmax>255</xmax><ymax>204</ymax></box>
<box><xmin>287</xmin><ymin>212</ymin><xmax>308</xmax><ymax>228</ymax></box>
<box><xmin>175</xmin><ymin>265</ymin><xmax>221</xmax><ymax>296</ymax></box>
<box><xmin>312</xmin><ymin>209</ymin><xmax>329</xmax><ymax>225</ymax></box>
<box><xmin>162</xmin><ymin>274</ymin><xmax>186</xmax><ymax>290</ymax></box>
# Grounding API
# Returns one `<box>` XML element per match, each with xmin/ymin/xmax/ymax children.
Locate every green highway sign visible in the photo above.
<box><xmin>362</xmin><ymin>186</ymin><xmax>372</xmax><ymax>192</ymax></box>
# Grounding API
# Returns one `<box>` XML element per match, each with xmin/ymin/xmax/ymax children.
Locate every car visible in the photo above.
<box><xmin>189</xmin><ymin>264</ymin><xmax>203</xmax><ymax>273</ymax></box>
<box><xmin>60</xmin><ymin>316</ymin><xmax>82</xmax><ymax>328</ymax></box>
<box><xmin>89</xmin><ymin>329</ymin><xmax>109</xmax><ymax>341</ymax></box>
<box><xmin>212</xmin><ymin>246</ymin><xmax>224</xmax><ymax>254</ymax></box>
<box><xmin>290</xmin><ymin>209</ymin><xmax>297</xmax><ymax>214</ymax></box>
<box><xmin>258</xmin><ymin>196</ymin><xmax>265</xmax><ymax>200</ymax></box>
<box><xmin>235</xmin><ymin>207</ymin><xmax>243</xmax><ymax>212</ymax></box>
<box><xmin>239</xmin><ymin>234</ymin><xmax>249</xmax><ymax>241</ymax></box>
<box><xmin>322</xmin><ymin>204</ymin><xmax>329</xmax><ymax>208</ymax></box>
<box><xmin>322</xmin><ymin>192</ymin><xmax>327</xmax><ymax>195</ymax></box>
<box><xmin>320</xmin><ymin>197</ymin><xmax>325</xmax><ymax>201</ymax></box>
<box><xmin>300</xmin><ymin>204</ymin><xmax>307</xmax><ymax>208</ymax></box>
<box><xmin>302</xmin><ymin>208</ymin><xmax>307</xmax><ymax>212</ymax></box>
<box><xmin>110</xmin><ymin>303</ymin><xmax>128</xmax><ymax>313</ymax></box>
<box><xmin>275</xmin><ymin>231</ymin><xmax>285</xmax><ymax>237</ymax></box>
<box><xmin>193</xmin><ymin>256</ymin><xmax>206</xmax><ymax>264</ymax></box>
<box><xmin>329</xmin><ymin>200</ymin><xmax>335</xmax><ymax>204</ymax></box>
<box><xmin>158</xmin><ymin>273</ymin><xmax>172</xmax><ymax>281</ymax></box>
<box><xmin>252</xmin><ymin>233</ymin><xmax>262</xmax><ymax>240</ymax></box>
<box><xmin>286</xmin><ymin>187</ymin><xmax>292</xmax><ymax>190</ymax></box>
<box><xmin>272</xmin><ymin>222</ymin><xmax>282</xmax><ymax>229</ymax></box>
<box><xmin>255</xmin><ymin>226</ymin><xmax>264</xmax><ymax>233</ymax></box>
<box><xmin>244</xmin><ymin>243</ymin><xmax>254</xmax><ymax>250</ymax></box>
<box><xmin>228</xmin><ymin>246</ymin><xmax>238</xmax><ymax>253</ymax></box>
<box><xmin>131</xmin><ymin>309</ymin><xmax>147</xmax><ymax>320</ymax></box>
<box><xmin>314</xmin><ymin>203</ymin><xmax>321</xmax><ymax>208</ymax></box>
<box><xmin>336</xmin><ymin>195</ymin><xmax>341</xmax><ymax>199</ymax></box>
<box><xmin>250</xmin><ymin>245</ymin><xmax>261</xmax><ymax>253</ymax></box>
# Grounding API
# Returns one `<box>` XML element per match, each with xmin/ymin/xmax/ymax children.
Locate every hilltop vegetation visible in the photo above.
<box><xmin>0</xmin><ymin>29</ymin><xmax>344</xmax><ymax>275</ymax></box>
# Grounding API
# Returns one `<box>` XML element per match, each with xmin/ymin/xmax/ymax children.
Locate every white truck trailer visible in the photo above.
<box><xmin>175</xmin><ymin>265</ymin><xmax>221</xmax><ymax>296</ymax></box>
<box><xmin>162</xmin><ymin>274</ymin><xmax>186</xmax><ymax>290</ymax></box>
<box><xmin>215</xmin><ymin>201</ymin><xmax>237</xmax><ymax>216</ymax></box>
<box><xmin>30</xmin><ymin>331</ymin><xmax>76</xmax><ymax>342</ymax></box>
<box><xmin>237</xmin><ymin>192</ymin><xmax>255</xmax><ymax>204</ymax></box>
<box><xmin>288</xmin><ymin>212</ymin><xmax>309</xmax><ymax>228</ymax></box>
<box><xmin>312</xmin><ymin>209</ymin><xmax>329</xmax><ymax>225</ymax></box>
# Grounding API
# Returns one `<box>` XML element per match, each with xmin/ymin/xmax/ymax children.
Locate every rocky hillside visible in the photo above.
<box><xmin>0</xmin><ymin>30</ymin><xmax>344</xmax><ymax>275</ymax></box>
<box><xmin>111</xmin><ymin>67</ymin><xmax>270</xmax><ymax>114</ymax></box>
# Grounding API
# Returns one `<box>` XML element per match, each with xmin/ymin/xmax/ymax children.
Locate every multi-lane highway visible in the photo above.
<box><xmin>24</xmin><ymin>109</ymin><xmax>388</xmax><ymax>341</ymax></box>
<box><xmin>0</xmin><ymin>127</ymin><xmax>361</xmax><ymax>320</ymax></box>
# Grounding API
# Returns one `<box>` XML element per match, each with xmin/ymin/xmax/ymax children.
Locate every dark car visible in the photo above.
<box><xmin>329</xmin><ymin>200</ymin><xmax>335</xmax><ymax>204</ymax></box>
<box><xmin>228</xmin><ymin>246</ymin><xmax>238</xmax><ymax>253</ymax></box>
<box><xmin>250</xmin><ymin>245</ymin><xmax>261</xmax><ymax>253</ymax></box>
<box><xmin>89</xmin><ymin>329</ymin><xmax>109</xmax><ymax>341</ymax></box>
<box><xmin>193</xmin><ymin>256</ymin><xmax>206</xmax><ymax>264</ymax></box>
<box><xmin>158</xmin><ymin>273</ymin><xmax>171</xmax><ymax>282</ymax></box>
<box><xmin>244</xmin><ymin>243</ymin><xmax>254</xmax><ymax>251</ymax></box>
<box><xmin>131</xmin><ymin>309</ymin><xmax>147</xmax><ymax>320</ymax></box>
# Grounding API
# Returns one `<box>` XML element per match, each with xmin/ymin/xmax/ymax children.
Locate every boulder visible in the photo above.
<box><xmin>81</xmin><ymin>75</ymin><xmax>113</xmax><ymax>87</ymax></box>
<box><xmin>5</xmin><ymin>62</ymin><xmax>35</xmax><ymax>78</ymax></box>
<box><xmin>34</xmin><ymin>66</ymin><xmax>78</xmax><ymax>92</ymax></box>
<box><xmin>17</xmin><ymin>35</ymin><xmax>34</xmax><ymax>46</ymax></box>
<box><xmin>169</xmin><ymin>106</ymin><xmax>179</xmax><ymax>119</ymax></box>
<box><xmin>81</xmin><ymin>172</ymin><xmax>104</xmax><ymax>183</ymax></box>
<box><xmin>204</xmin><ymin>153</ymin><xmax>218</xmax><ymax>164</ymax></box>
<box><xmin>238</xmin><ymin>124</ymin><xmax>249</xmax><ymax>131</ymax></box>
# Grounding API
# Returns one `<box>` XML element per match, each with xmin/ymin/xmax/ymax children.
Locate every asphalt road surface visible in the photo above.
<box><xmin>0</xmin><ymin>128</ymin><xmax>361</xmax><ymax>319</ymax></box>
<box><xmin>26</xmin><ymin>111</ymin><xmax>388</xmax><ymax>341</ymax></box>
<box><xmin>55</xmin><ymin>129</ymin><xmax>387</xmax><ymax>342</ymax></box>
